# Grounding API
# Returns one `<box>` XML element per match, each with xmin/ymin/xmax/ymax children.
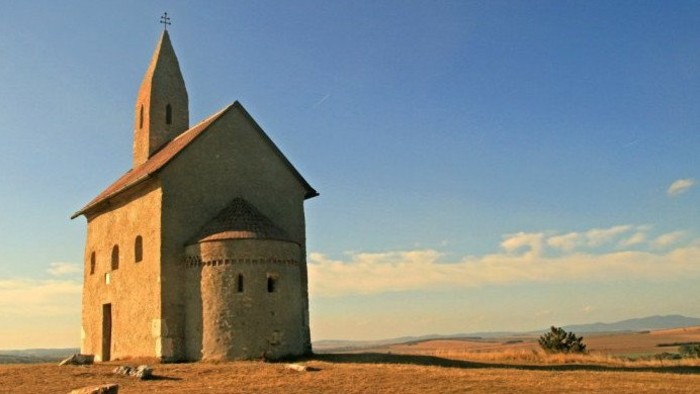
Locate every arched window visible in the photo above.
<box><xmin>236</xmin><ymin>274</ymin><xmax>244</xmax><ymax>293</ymax></box>
<box><xmin>134</xmin><ymin>236</ymin><xmax>143</xmax><ymax>263</ymax></box>
<box><xmin>139</xmin><ymin>105</ymin><xmax>144</xmax><ymax>129</ymax></box>
<box><xmin>90</xmin><ymin>252</ymin><xmax>96</xmax><ymax>275</ymax></box>
<box><xmin>111</xmin><ymin>245</ymin><xmax>119</xmax><ymax>270</ymax></box>
<box><xmin>165</xmin><ymin>104</ymin><xmax>172</xmax><ymax>125</ymax></box>
<box><xmin>267</xmin><ymin>275</ymin><xmax>277</xmax><ymax>293</ymax></box>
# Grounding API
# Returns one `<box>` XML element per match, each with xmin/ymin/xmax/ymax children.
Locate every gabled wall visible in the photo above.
<box><xmin>159</xmin><ymin>106</ymin><xmax>311</xmax><ymax>360</ymax></box>
<box><xmin>81</xmin><ymin>180</ymin><xmax>163</xmax><ymax>360</ymax></box>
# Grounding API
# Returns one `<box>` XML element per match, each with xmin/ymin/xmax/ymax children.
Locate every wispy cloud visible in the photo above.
<box><xmin>501</xmin><ymin>232</ymin><xmax>544</xmax><ymax>258</ymax></box>
<box><xmin>47</xmin><ymin>262</ymin><xmax>81</xmax><ymax>277</ymax></box>
<box><xmin>667</xmin><ymin>178</ymin><xmax>695</xmax><ymax>196</ymax></box>
<box><xmin>546</xmin><ymin>232</ymin><xmax>581</xmax><ymax>252</ymax></box>
<box><xmin>0</xmin><ymin>278</ymin><xmax>81</xmax><ymax>317</ymax></box>
<box><xmin>652</xmin><ymin>231</ymin><xmax>685</xmax><ymax>249</ymax></box>
<box><xmin>619</xmin><ymin>230</ymin><xmax>647</xmax><ymax>247</ymax></box>
<box><xmin>546</xmin><ymin>225</ymin><xmax>647</xmax><ymax>251</ymax></box>
<box><xmin>585</xmin><ymin>225</ymin><xmax>632</xmax><ymax>247</ymax></box>
<box><xmin>312</xmin><ymin>93</ymin><xmax>330</xmax><ymax>108</ymax></box>
<box><xmin>308</xmin><ymin>225</ymin><xmax>699</xmax><ymax>297</ymax></box>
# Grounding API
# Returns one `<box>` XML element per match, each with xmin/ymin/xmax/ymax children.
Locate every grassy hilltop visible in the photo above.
<box><xmin>2</xmin><ymin>327</ymin><xmax>700</xmax><ymax>393</ymax></box>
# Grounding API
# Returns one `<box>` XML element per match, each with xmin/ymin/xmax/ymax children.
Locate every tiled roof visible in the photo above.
<box><xmin>71</xmin><ymin>101</ymin><xmax>318</xmax><ymax>219</ymax></box>
<box><xmin>71</xmin><ymin>104</ymin><xmax>233</xmax><ymax>219</ymax></box>
<box><xmin>189</xmin><ymin>198</ymin><xmax>294</xmax><ymax>244</ymax></box>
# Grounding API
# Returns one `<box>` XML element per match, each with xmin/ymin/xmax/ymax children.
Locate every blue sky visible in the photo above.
<box><xmin>0</xmin><ymin>1</ymin><xmax>698</xmax><ymax>349</ymax></box>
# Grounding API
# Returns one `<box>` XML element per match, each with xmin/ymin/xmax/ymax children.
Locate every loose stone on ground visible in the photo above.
<box><xmin>59</xmin><ymin>354</ymin><xmax>95</xmax><ymax>366</ymax></box>
<box><xmin>68</xmin><ymin>383</ymin><xmax>118</xmax><ymax>394</ymax></box>
<box><xmin>285</xmin><ymin>363</ymin><xmax>319</xmax><ymax>372</ymax></box>
<box><xmin>113</xmin><ymin>364</ymin><xmax>153</xmax><ymax>379</ymax></box>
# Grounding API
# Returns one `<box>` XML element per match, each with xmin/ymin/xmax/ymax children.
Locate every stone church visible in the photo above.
<box><xmin>72</xmin><ymin>29</ymin><xmax>317</xmax><ymax>362</ymax></box>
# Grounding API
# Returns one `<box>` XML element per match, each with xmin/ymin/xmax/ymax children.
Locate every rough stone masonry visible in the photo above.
<box><xmin>72</xmin><ymin>29</ymin><xmax>317</xmax><ymax>362</ymax></box>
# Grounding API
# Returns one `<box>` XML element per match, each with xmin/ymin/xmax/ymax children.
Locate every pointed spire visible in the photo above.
<box><xmin>133</xmin><ymin>30</ymin><xmax>189</xmax><ymax>168</ymax></box>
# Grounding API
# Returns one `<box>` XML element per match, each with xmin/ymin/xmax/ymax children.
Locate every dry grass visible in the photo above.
<box><xmin>379</xmin><ymin>326</ymin><xmax>700</xmax><ymax>363</ymax></box>
<box><xmin>1</xmin><ymin>353</ymin><xmax>700</xmax><ymax>393</ymax></box>
<box><xmin>422</xmin><ymin>347</ymin><xmax>700</xmax><ymax>367</ymax></box>
<box><xmin>3</xmin><ymin>327</ymin><xmax>700</xmax><ymax>393</ymax></box>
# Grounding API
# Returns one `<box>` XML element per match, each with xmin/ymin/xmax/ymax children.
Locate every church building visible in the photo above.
<box><xmin>72</xmin><ymin>28</ymin><xmax>317</xmax><ymax>362</ymax></box>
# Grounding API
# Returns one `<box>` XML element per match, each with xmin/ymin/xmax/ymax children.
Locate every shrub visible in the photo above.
<box><xmin>654</xmin><ymin>352</ymin><xmax>682</xmax><ymax>361</ymax></box>
<box><xmin>538</xmin><ymin>326</ymin><xmax>587</xmax><ymax>354</ymax></box>
<box><xmin>679</xmin><ymin>344</ymin><xmax>700</xmax><ymax>358</ymax></box>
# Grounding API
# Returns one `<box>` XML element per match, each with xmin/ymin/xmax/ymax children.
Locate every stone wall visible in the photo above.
<box><xmin>133</xmin><ymin>31</ymin><xmax>189</xmax><ymax>167</ymax></box>
<box><xmin>159</xmin><ymin>105</ymin><xmax>311</xmax><ymax>360</ymax></box>
<box><xmin>184</xmin><ymin>239</ymin><xmax>304</xmax><ymax>360</ymax></box>
<box><xmin>81</xmin><ymin>180</ymin><xmax>163</xmax><ymax>361</ymax></box>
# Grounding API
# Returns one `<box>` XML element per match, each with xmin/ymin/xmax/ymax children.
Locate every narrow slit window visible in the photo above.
<box><xmin>134</xmin><ymin>236</ymin><xmax>143</xmax><ymax>263</ymax></box>
<box><xmin>165</xmin><ymin>104</ymin><xmax>172</xmax><ymax>125</ymax></box>
<box><xmin>111</xmin><ymin>245</ymin><xmax>119</xmax><ymax>270</ymax></box>
<box><xmin>267</xmin><ymin>275</ymin><xmax>277</xmax><ymax>293</ymax></box>
<box><xmin>90</xmin><ymin>252</ymin><xmax>96</xmax><ymax>275</ymax></box>
<box><xmin>139</xmin><ymin>105</ymin><xmax>144</xmax><ymax>129</ymax></box>
<box><xmin>236</xmin><ymin>274</ymin><xmax>244</xmax><ymax>293</ymax></box>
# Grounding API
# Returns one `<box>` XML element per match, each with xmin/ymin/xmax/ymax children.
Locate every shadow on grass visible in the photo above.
<box><xmin>147</xmin><ymin>374</ymin><xmax>182</xmax><ymax>381</ymax></box>
<box><xmin>310</xmin><ymin>353</ymin><xmax>700</xmax><ymax>375</ymax></box>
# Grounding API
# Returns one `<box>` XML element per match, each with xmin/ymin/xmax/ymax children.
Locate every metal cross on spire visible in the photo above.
<box><xmin>160</xmin><ymin>12</ymin><xmax>171</xmax><ymax>30</ymax></box>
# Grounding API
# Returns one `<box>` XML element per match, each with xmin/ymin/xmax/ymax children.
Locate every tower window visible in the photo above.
<box><xmin>165</xmin><ymin>104</ymin><xmax>172</xmax><ymax>125</ymax></box>
<box><xmin>111</xmin><ymin>245</ymin><xmax>119</xmax><ymax>270</ymax></box>
<box><xmin>267</xmin><ymin>275</ymin><xmax>278</xmax><ymax>293</ymax></box>
<box><xmin>134</xmin><ymin>236</ymin><xmax>143</xmax><ymax>263</ymax></box>
<box><xmin>139</xmin><ymin>105</ymin><xmax>144</xmax><ymax>129</ymax></box>
<box><xmin>236</xmin><ymin>274</ymin><xmax>244</xmax><ymax>293</ymax></box>
<box><xmin>90</xmin><ymin>252</ymin><xmax>96</xmax><ymax>275</ymax></box>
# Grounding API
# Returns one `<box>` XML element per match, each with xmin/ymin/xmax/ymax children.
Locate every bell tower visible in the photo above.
<box><xmin>133</xmin><ymin>28</ymin><xmax>189</xmax><ymax>167</ymax></box>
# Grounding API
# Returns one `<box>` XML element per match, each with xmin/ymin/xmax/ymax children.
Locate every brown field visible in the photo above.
<box><xmin>380</xmin><ymin>326</ymin><xmax>700</xmax><ymax>361</ymax></box>
<box><xmin>2</xmin><ymin>327</ymin><xmax>700</xmax><ymax>393</ymax></box>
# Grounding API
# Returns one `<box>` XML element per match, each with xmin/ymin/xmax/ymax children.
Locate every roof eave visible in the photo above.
<box><xmin>70</xmin><ymin>104</ymin><xmax>235</xmax><ymax>220</ymax></box>
<box><xmin>305</xmin><ymin>190</ymin><xmax>320</xmax><ymax>200</ymax></box>
<box><xmin>70</xmin><ymin>174</ymin><xmax>154</xmax><ymax>220</ymax></box>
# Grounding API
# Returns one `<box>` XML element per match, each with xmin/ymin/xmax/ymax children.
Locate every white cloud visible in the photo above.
<box><xmin>585</xmin><ymin>225</ymin><xmax>632</xmax><ymax>247</ymax></box>
<box><xmin>501</xmin><ymin>232</ymin><xmax>544</xmax><ymax>258</ymax></box>
<box><xmin>619</xmin><ymin>231</ymin><xmax>647</xmax><ymax>247</ymax></box>
<box><xmin>652</xmin><ymin>231</ymin><xmax>685</xmax><ymax>249</ymax></box>
<box><xmin>667</xmin><ymin>178</ymin><xmax>695</xmax><ymax>196</ymax></box>
<box><xmin>546</xmin><ymin>225</ymin><xmax>646</xmax><ymax>251</ymax></box>
<box><xmin>547</xmin><ymin>232</ymin><xmax>581</xmax><ymax>251</ymax></box>
<box><xmin>47</xmin><ymin>262</ymin><xmax>81</xmax><ymax>277</ymax></box>
<box><xmin>0</xmin><ymin>278</ymin><xmax>81</xmax><ymax>317</ymax></box>
<box><xmin>308</xmin><ymin>226</ymin><xmax>700</xmax><ymax>297</ymax></box>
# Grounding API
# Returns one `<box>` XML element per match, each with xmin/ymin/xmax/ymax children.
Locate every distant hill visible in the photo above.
<box><xmin>562</xmin><ymin>315</ymin><xmax>700</xmax><ymax>333</ymax></box>
<box><xmin>0</xmin><ymin>348</ymin><xmax>78</xmax><ymax>364</ymax></box>
<box><xmin>313</xmin><ymin>334</ymin><xmax>498</xmax><ymax>352</ymax></box>
<box><xmin>314</xmin><ymin>315</ymin><xmax>700</xmax><ymax>352</ymax></box>
<box><xmin>5</xmin><ymin>315</ymin><xmax>700</xmax><ymax>360</ymax></box>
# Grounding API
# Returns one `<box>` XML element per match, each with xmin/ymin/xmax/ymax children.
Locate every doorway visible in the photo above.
<box><xmin>102</xmin><ymin>303</ymin><xmax>112</xmax><ymax>361</ymax></box>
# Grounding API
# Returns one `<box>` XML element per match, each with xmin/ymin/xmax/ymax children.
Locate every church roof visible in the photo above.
<box><xmin>71</xmin><ymin>101</ymin><xmax>318</xmax><ymax>219</ymax></box>
<box><xmin>188</xmin><ymin>198</ymin><xmax>294</xmax><ymax>244</ymax></box>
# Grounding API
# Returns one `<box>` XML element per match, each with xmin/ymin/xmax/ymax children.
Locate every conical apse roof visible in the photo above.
<box><xmin>189</xmin><ymin>198</ymin><xmax>293</xmax><ymax>244</ymax></box>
